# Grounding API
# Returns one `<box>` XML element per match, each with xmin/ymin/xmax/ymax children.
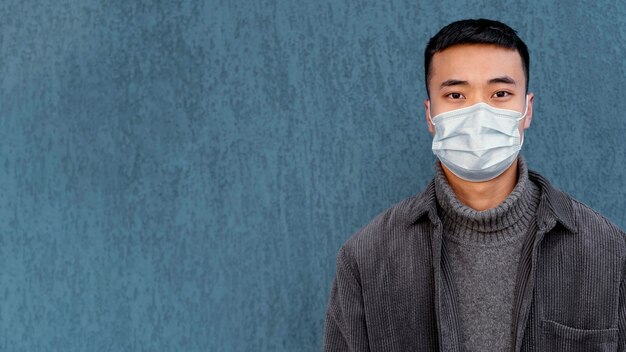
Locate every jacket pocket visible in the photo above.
<box><xmin>541</xmin><ymin>319</ymin><xmax>617</xmax><ymax>352</ymax></box>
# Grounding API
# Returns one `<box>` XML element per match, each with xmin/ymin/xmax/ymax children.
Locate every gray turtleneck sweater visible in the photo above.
<box><xmin>434</xmin><ymin>157</ymin><xmax>541</xmax><ymax>352</ymax></box>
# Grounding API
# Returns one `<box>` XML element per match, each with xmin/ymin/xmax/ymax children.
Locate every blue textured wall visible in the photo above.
<box><xmin>1</xmin><ymin>1</ymin><xmax>624</xmax><ymax>351</ymax></box>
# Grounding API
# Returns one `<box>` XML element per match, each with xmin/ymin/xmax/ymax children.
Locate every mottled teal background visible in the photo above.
<box><xmin>1</xmin><ymin>0</ymin><xmax>624</xmax><ymax>351</ymax></box>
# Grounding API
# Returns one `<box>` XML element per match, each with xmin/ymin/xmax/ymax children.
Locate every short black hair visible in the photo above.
<box><xmin>424</xmin><ymin>19</ymin><xmax>530</xmax><ymax>95</ymax></box>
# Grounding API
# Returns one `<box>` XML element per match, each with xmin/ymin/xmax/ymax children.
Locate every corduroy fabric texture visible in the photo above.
<box><xmin>434</xmin><ymin>158</ymin><xmax>541</xmax><ymax>351</ymax></box>
<box><xmin>323</xmin><ymin>162</ymin><xmax>626</xmax><ymax>352</ymax></box>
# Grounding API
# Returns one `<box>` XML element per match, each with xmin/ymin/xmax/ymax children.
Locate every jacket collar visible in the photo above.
<box><xmin>411</xmin><ymin>169</ymin><xmax>577</xmax><ymax>234</ymax></box>
<box><xmin>528</xmin><ymin>170</ymin><xmax>577</xmax><ymax>234</ymax></box>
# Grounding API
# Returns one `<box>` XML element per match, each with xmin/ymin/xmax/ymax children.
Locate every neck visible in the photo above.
<box><xmin>440</xmin><ymin>160</ymin><xmax>519</xmax><ymax>211</ymax></box>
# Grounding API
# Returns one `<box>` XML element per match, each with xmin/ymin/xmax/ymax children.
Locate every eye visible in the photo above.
<box><xmin>446</xmin><ymin>92</ymin><xmax>465</xmax><ymax>99</ymax></box>
<box><xmin>493</xmin><ymin>91</ymin><xmax>511</xmax><ymax>98</ymax></box>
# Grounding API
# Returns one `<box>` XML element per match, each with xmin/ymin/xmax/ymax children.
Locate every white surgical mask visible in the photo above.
<box><xmin>429</xmin><ymin>98</ymin><xmax>529</xmax><ymax>182</ymax></box>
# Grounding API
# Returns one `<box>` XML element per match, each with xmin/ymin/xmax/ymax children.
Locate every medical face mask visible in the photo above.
<box><xmin>429</xmin><ymin>98</ymin><xmax>529</xmax><ymax>182</ymax></box>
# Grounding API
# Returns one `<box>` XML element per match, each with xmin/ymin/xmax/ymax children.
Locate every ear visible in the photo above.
<box><xmin>424</xmin><ymin>99</ymin><xmax>435</xmax><ymax>135</ymax></box>
<box><xmin>523</xmin><ymin>93</ymin><xmax>534</xmax><ymax>129</ymax></box>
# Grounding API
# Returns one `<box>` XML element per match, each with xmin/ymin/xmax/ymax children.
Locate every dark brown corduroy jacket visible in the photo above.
<box><xmin>323</xmin><ymin>170</ymin><xmax>626</xmax><ymax>351</ymax></box>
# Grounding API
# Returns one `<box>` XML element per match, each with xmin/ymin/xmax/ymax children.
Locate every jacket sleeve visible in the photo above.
<box><xmin>323</xmin><ymin>246</ymin><xmax>370</xmax><ymax>352</ymax></box>
<box><xmin>618</xmin><ymin>268</ymin><xmax>626</xmax><ymax>352</ymax></box>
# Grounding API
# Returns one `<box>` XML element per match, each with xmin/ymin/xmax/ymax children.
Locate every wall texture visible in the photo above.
<box><xmin>1</xmin><ymin>0</ymin><xmax>625</xmax><ymax>351</ymax></box>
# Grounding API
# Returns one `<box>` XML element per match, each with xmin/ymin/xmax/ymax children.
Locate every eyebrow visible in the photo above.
<box><xmin>488</xmin><ymin>76</ymin><xmax>517</xmax><ymax>86</ymax></box>
<box><xmin>438</xmin><ymin>76</ymin><xmax>517</xmax><ymax>90</ymax></box>
<box><xmin>439</xmin><ymin>79</ymin><xmax>468</xmax><ymax>90</ymax></box>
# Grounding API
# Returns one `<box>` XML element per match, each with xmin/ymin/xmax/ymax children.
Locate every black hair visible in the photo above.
<box><xmin>424</xmin><ymin>19</ymin><xmax>530</xmax><ymax>95</ymax></box>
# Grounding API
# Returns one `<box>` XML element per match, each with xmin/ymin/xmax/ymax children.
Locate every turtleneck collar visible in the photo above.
<box><xmin>434</xmin><ymin>156</ymin><xmax>541</xmax><ymax>244</ymax></box>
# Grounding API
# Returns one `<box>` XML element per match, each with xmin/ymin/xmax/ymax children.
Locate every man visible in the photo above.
<box><xmin>323</xmin><ymin>19</ymin><xmax>626</xmax><ymax>351</ymax></box>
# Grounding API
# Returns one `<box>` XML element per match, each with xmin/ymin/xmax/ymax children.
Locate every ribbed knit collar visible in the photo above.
<box><xmin>434</xmin><ymin>157</ymin><xmax>541</xmax><ymax>244</ymax></box>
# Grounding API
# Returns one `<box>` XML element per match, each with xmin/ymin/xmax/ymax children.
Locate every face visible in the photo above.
<box><xmin>424</xmin><ymin>44</ymin><xmax>534</xmax><ymax>135</ymax></box>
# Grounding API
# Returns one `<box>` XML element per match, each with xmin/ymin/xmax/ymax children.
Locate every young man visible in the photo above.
<box><xmin>323</xmin><ymin>19</ymin><xmax>626</xmax><ymax>351</ymax></box>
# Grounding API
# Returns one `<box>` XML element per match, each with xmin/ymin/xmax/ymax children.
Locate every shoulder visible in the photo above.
<box><xmin>338</xmin><ymin>182</ymin><xmax>435</xmax><ymax>264</ymax></box>
<box><xmin>530</xmin><ymin>169</ymin><xmax>625</xmax><ymax>245</ymax></box>
<box><xmin>569</xmin><ymin>197</ymin><xmax>626</xmax><ymax>245</ymax></box>
<box><xmin>541</xmin><ymin>180</ymin><xmax>626</xmax><ymax>260</ymax></box>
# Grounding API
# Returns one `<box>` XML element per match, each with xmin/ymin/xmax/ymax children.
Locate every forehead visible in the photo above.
<box><xmin>430</xmin><ymin>44</ymin><xmax>524</xmax><ymax>85</ymax></box>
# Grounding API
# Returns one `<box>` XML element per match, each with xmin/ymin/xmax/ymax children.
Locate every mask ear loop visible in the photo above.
<box><xmin>517</xmin><ymin>95</ymin><xmax>530</xmax><ymax>121</ymax></box>
<box><xmin>518</xmin><ymin>95</ymin><xmax>530</xmax><ymax>147</ymax></box>
<box><xmin>427</xmin><ymin>100</ymin><xmax>437</xmax><ymax>126</ymax></box>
